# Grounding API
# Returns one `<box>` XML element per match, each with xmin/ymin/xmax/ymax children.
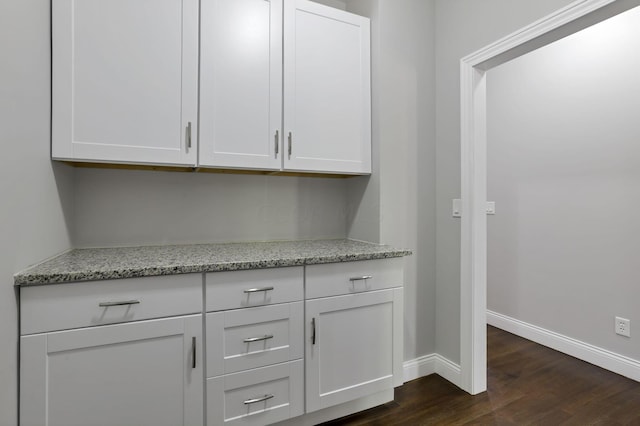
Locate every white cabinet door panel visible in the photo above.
<box><xmin>305</xmin><ymin>288</ymin><xmax>402</xmax><ymax>413</ymax></box>
<box><xmin>52</xmin><ymin>0</ymin><xmax>198</xmax><ymax>166</ymax></box>
<box><xmin>20</xmin><ymin>315</ymin><xmax>203</xmax><ymax>426</ymax></box>
<box><xmin>284</xmin><ymin>0</ymin><xmax>371</xmax><ymax>174</ymax></box>
<box><xmin>200</xmin><ymin>0</ymin><xmax>282</xmax><ymax>170</ymax></box>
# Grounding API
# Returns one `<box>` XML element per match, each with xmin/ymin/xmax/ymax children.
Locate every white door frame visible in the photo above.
<box><xmin>459</xmin><ymin>0</ymin><xmax>640</xmax><ymax>395</ymax></box>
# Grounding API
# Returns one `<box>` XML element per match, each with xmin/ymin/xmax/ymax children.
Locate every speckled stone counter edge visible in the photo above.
<box><xmin>14</xmin><ymin>240</ymin><xmax>412</xmax><ymax>286</ymax></box>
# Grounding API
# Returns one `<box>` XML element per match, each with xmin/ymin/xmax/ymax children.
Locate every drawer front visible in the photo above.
<box><xmin>207</xmin><ymin>302</ymin><xmax>303</xmax><ymax>377</ymax></box>
<box><xmin>207</xmin><ymin>360</ymin><xmax>303</xmax><ymax>426</ymax></box>
<box><xmin>206</xmin><ymin>267</ymin><xmax>303</xmax><ymax>312</ymax></box>
<box><xmin>305</xmin><ymin>258</ymin><xmax>404</xmax><ymax>299</ymax></box>
<box><xmin>20</xmin><ymin>274</ymin><xmax>202</xmax><ymax>335</ymax></box>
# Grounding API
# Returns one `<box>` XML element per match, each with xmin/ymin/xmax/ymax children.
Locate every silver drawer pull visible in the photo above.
<box><xmin>349</xmin><ymin>276</ymin><xmax>373</xmax><ymax>282</ymax></box>
<box><xmin>244</xmin><ymin>394</ymin><xmax>275</xmax><ymax>405</ymax></box>
<box><xmin>98</xmin><ymin>300</ymin><xmax>140</xmax><ymax>307</ymax></box>
<box><xmin>243</xmin><ymin>334</ymin><xmax>274</xmax><ymax>343</ymax></box>
<box><xmin>244</xmin><ymin>286</ymin><xmax>274</xmax><ymax>294</ymax></box>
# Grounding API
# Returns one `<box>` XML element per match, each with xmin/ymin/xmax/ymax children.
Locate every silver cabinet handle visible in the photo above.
<box><xmin>192</xmin><ymin>337</ymin><xmax>197</xmax><ymax>369</ymax></box>
<box><xmin>244</xmin><ymin>286</ymin><xmax>274</xmax><ymax>294</ymax></box>
<box><xmin>288</xmin><ymin>132</ymin><xmax>292</xmax><ymax>159</ymax></box>
<box><xmin>98</xmin><ymin>300</ymin><xmax>140</xmax><ymax>307</ymax></box>
<box><xmin>311</xmin><ymin>318</ymin><xmax>316</xmax><ymax>345</ymax></box>
<box><xmin>186</xmin><ymin>122</ymin><xmax>192</xmax><ymax>150</ymax></box>
<box><xmin>349</xmin><ymin>276</ymin><xmax>373</xmax><ymax>282</ymax></box>
<box><xmin>275</xmin><ymin>130</ymin><xmax>279</xmax><ymax>158</ymax></box>
<box><xmin>243</xmin><ymin>334</ymin><xmax>274</xmax><ymax>343</ymax></box>
<box><xmin>244</xmin><ymin>394</ymin><xmax>274</xmax><ymax>405</ymax></box>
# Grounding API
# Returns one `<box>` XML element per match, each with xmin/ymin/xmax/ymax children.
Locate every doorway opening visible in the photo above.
<box><xmin>459</xmin><ymin>0</ymin><xmax>640</xmax><ymax>395</ymax></box>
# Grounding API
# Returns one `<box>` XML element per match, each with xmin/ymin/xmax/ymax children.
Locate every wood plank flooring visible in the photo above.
<box><xmin>322</xmin><ymin>326</ymin><xmax>640</xmax><ymax>425</ymax></box>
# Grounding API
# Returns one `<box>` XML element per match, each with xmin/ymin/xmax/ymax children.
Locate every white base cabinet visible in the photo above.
<box><xmin>303</xmin><ymin>258</ymin><xmax>404</xmax><ymax>414</ymax></box>
<box><xmin>19</xmin><ymin>274</ymin><xmax>204</xmax><ymax>426</ymax></box>
<box><xmin>305</xmin><ymin>288</ymin><xmax>403</xmax><ymax>413</ymax></box>
<box><xmin>205</xmin><ymin>267</ymin><xmax>305</xmax><ymax>426</ymax></box>
<box><xmin>20</xmin><ymin>315</ymin><xmax>203</xmax><ymax>426</ymax></box>
<box><xmin>19</xmin><ymin>258</ymin><xmax>405</xmax><ymax>426</ymax></box>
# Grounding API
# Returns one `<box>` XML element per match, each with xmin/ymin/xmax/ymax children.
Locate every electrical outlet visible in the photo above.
<box><xmin>615</xmin><ymin>317</ymin><xmax>631</xmax><ymax>337</ymax></box>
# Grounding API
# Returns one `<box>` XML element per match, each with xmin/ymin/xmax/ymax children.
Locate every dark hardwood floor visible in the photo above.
<box><xmin>322</xmin><ymin>326</ymin><xmax>640</xmax><ymax>425</ymax></box>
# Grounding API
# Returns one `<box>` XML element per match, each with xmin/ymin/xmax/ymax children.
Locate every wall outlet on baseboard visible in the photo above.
<box><xmin>615</xmin><ymin>317</ymin><xmax>631</xmax><ymax>337</ymax></box>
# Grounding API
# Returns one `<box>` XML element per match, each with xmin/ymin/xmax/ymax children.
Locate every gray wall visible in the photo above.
<box><xmin>0</xmin><ymin>1</ymin><xmax>75</xmax><ymax>423</ymax></box>
<box><xmin>375</xmin><ymin>0</ymin><xmax>437</xmax><ymax>362</ymax></box>
<box><xmin>346</xmin><ymin>0</ymin><xmax>437</xmax><ymax>362</ymax></box>
<box><xmin>74</xmin><ymin>169</ymin><xmax>349</xmax><ymax>247</ymax></box>
<box><xmin>434</xmin><ymin>0</ymin><xmax>576</xmax><ymax>365</ymax></box>
<box><xmin>311</xmin><ymin>0</ymin><xmax>346</xmax><ymax>10</ymax></box>
<box><xmin>487</xmin><ymin>6</ymin><xmax>640</xmax><ymax>361</ymax></box>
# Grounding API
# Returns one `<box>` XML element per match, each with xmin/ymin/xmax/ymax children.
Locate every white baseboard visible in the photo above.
<box><xmin>487</xmin><ymin>310</ymin><xmax>640</xmax><ymax>382</ymax></box>
<box><xmin>403</xmin><ymin>353</ymin><xmax>462</xmax><ymax>389</ymax></box>
<box><xmin>403</xmin><ymin>354</ymin><xmax>436</xmax><ymax>382</ymax></box>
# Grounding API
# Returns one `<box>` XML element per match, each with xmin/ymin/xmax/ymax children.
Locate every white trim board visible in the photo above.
<box><xmin>487</xmin><ymin>310</ymin><xmax>640</xmax><ymax>382</ymax></box>
<box><xmin>459</xmin><ymin>0</ymin><xmax>640</xmax><ymax>395</ymax></box>
<box><xmin>403</xmin><ymin>354</ymin><xmax>462</xmax><ymax>389</ymax></box>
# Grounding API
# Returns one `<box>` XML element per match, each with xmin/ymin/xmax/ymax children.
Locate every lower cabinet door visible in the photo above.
<box><xmin>20</xmin><ymin>315</ymin><xmax>203</xmax><ymax>426</ymax></box>
<box><xmin>305</xmin><ymin>288</ymin><xmax>403</xmax><ymax>413</ymax></box>
<box><xmin>207</xmin><ymin>360</ymin><xmax>303</xmax><ymax>426</ymax></box>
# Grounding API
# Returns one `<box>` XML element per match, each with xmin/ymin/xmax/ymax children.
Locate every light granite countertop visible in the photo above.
<box><xmin>14</xmin><ymin>239</ymin><xmax>411</xmax><ymax>286</ymax></box>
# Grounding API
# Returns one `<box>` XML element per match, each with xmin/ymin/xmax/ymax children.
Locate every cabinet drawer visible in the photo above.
<box><xmin>207</xmin><ymin>360</ymin><xmax>303</xmax><ymax>426</ymax></box>
<box><xmin>206</xmin><ymin>267</ymin><xmax>303</xmax><ymax>312</ymax></box>
<box><xmin>20</xmin><ymin>274</ymin><xmax>202</xmax><ymax>335</ymax></box>
<box><xmin>305</xmin><ymin>258</ymin><xmax>404</xmax><ymax>299</ymax></box>
<box><xmin>207</xmin><ymin>302</ymin><xmax>303</xmax><ymax>378</ymax></box>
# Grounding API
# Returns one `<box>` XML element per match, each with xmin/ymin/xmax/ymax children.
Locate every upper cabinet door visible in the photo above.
<box><xmin>284</xmin><ymin>0</ymin><xmax>371</xmax><ymax>175</ymax></box>
<box><xmin>51</xmin><ymin>0</ymin><xmax>198</xmax><ymax>166</ymax></box>
<box><xmin>199</xmin><ymin>0</ymin><xmax>283</xmax><ymax>170</ymax></box>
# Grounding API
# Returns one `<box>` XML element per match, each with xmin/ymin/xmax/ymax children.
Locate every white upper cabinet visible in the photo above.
<box><xmin>51</xmin><ymin>0</ymin><xmax>199</xmax><ymax>166</ymax></box>
<box><xmin>199</xmin><ymin>0</ymin><xmax>283</xmax><ymax>170</ymax></box>
<box><xmin>284</xmin><ymin>0</ymin><xmax>371</xmax><ymax>174</ymax></box>
<box><xmin>52</xmin><ymin>0</ymin><xmax>371</xmax><ymax>174</ymax></box>
<box><xmin>200</xmin><ymin>0</ymin><xmax>371</xmax><ymax>175</ymax></box>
